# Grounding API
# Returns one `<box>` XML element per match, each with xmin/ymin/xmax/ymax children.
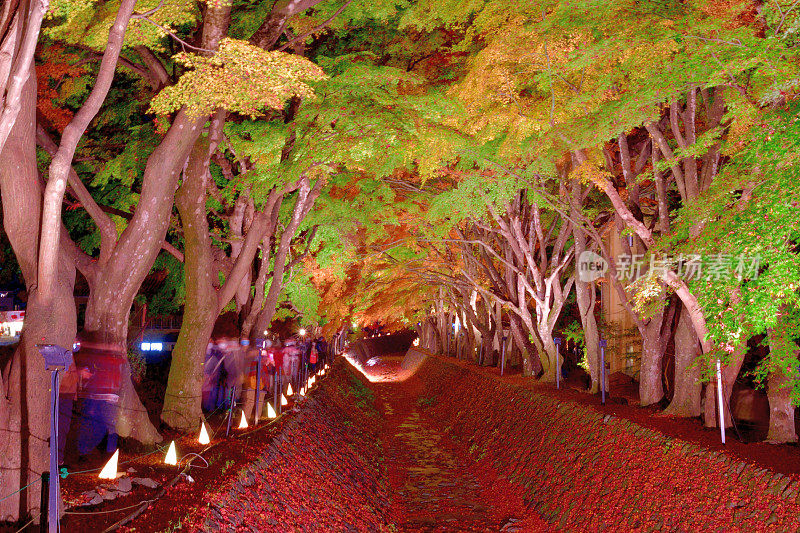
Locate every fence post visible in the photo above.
<box><xmin>716</xmin><ymin>358</ymin><xmax>726</xmax><ymax>444</ymax></box>
<box><xmin>254</xmin><ymin>348</ymin><xmax>263</xmax><ymax>424</ymax></box>
<box><xmin>500</xmin><ymin>336</ymin><xmax>507</xmax><ymax>376</ymax></box>
<box><xmin>225</xmin><ymin>386</ymin><xmax>236</xmax><ymax>437</ymax></box>
<box><xmin>37</xmin><ymin>344</ymin><xmax>71</xmax><ymax>533</ymax></box>
<box><xmin>599</xmin><ymin>339</ymin><xmax>607</xmax><ymax>405</ymax></box>
<box><xmin>554</xmin><ymin>338</ymin><xmax>562</xmax><ymax>389</ymax></box>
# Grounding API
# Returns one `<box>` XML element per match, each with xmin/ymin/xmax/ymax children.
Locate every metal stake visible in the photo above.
<box><xmin>500</xmin><ymin>336</ymin><xmax>507</xmax><ymax>376</ymax></box>
<box><xmin>225</xmin><ymin>386</ymin><xmax>236</xmax><ymax>437</ymax></box>
<box><xmin>254</xmin><ymin>350</ymin><xmax>262</xmax><ymax>424</ymax></box>
<box><xmin>599</xmin><ymin>339</ymin><xmax>607</xmax><ymax>405</ymax></box>
<box><xmin>716</xmin><ymin>358</ymin><xmax>726</xmax><ymax>444</ymax></box>
<box><xmin>554</xmin><ymin>338</ymin><xmax>562</xmax><ymax>389</ymax></box>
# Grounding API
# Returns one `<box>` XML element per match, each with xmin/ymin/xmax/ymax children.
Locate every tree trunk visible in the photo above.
<box><xmin>250</xmin><ymin>178</ymin><xmax>321</xmax><ymax>336</ymax></box>
<box><xmin>537</xmin><ymin>328</ymin><xmax>559</xmax><ymax>382</ymax></box>
<box><xmin>639</xmin><ymin>314</ymin><xmax>666</xmax><ymax>406</ymax></box>
<box><xmin>0</xmin><ymin>74</ymin><xmax>77</xmax><ymax>522</ymax></box>
<box><xmin>765</xmin><ymin>369</ymin><xmax>797</xmax><ymax>443</ymax></box>
<box><xmin>508</xmin><ymin>313</ymin><xmax>539</xmax><ymax>375</ymax></box>
<box><xmin>663</xmin><ymin>305</ymin><xmax>702</xmax><ymax>417</ymax></box>
<box><xmin>765</xmin><ymin>327</ymin><xmax>798</xmax><ymax>443</ymax></box>
<box><xmin>161</xmin><ymin>137</ymin><xmax>219</xmax><ymax>431</ymax></box>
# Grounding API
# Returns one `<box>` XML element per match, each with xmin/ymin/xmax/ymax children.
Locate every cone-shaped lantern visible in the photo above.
<box><xmin>198</xmin><ymin>421</ymin><xmax>211</xmax><ymax>445</ymax></box>
<box><xmin>300</xmin><ymin>386</ymin><xmax>307</xmax><ymax>396</ymax></box>
<box><xmin>287</xmin><ymin>383</ymin><xmax>294</xmax><ymax>396</ymax></box>
<box><xmin>267</xmin><ymin>402</ymin><xmax>277</xmax><ymax>419</ymax></box>
<box><xmin>98</xmin><ymin>450</ymin><xmax>119</xmax><ymax>479</ymax></box>
<box><xmin>280</xmin><ymin>393</ymin><xmax>288</xmax><ymax>406</ymax></box>
<box><xmin>164</xmin><ymin>441</ymin><xmax>177</xmax><ymax>465</ymax></box>
<box><xmin>238</xmin><ymin>411</ymin><xmax>249</xmax><ymax>429</ymax></box>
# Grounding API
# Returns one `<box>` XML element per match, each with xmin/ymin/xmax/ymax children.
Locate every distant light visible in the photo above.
<box><xmin>352</xmin><ymin>321</ymin><xmax>358</xmax><ymax>328</ymax></box>
<box><xmin>287</xmin><ymin>383</ymin><xmax>294</xmax><ymax>396</ymax></box>
<box><xmin>141</xmin><ymin>342</ymin><xmax>150</xmax><ymax>351</ymax></box>
<box><xmin>164</xmin><ymin>441</ymin><xmax>177</xmax><ymax>465</ymax></box>
<box><xmin>238</xmin><ymin>411</ymin><xmax>248</xmax><ymax>429</ymax></box>
<box><xmin>298</xmin><ymin>328</ymin><xmax>306</xmax><ymax>336</ymax></box>
<box><xmin>198</xmin><ymin>422</ymin><xmax>210</xmax><ymax>445</ymax></box>
<box><xmin>263</xmin><ymin>330</ymin><xmax>268</xmax><ymax>336</ymax></box>
<box><xmin>98</xmin><ymin>450</ymin><xmax>119</xmax><ymax>479</ymax></box>
<box><xmin>72</xmin><ymin>342</ymin><xmax>80</xmax><ymax>351</ymax></box>
<box><xmin>151</xmin><ymin>342</ymin><xmax>162</xmax><ymax>351</ymax></box>
<box><xmin>413</xmin><ymin>338</ymin><xmax>420</xmax><ymax>346</ymax></box>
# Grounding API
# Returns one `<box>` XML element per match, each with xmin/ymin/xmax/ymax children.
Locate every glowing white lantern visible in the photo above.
<box><xmin>164</xmin><ymin>441</ymin><xmax>177</xmax><ymax>465</ymax></box>
<box><xmin>267</xmin><ymin>402</ymin><xmax>277</xmax><ymax>419</ymax></box>
<box><xmin>280</xmin><ymin>393</ymin><xmax>288</xmax><ymax>406</ymax></box>
<box><xmin>238</xmin><ymin>411</ymin><xmax>248</xmax><ymax>429</ymax></box>
<box><xmin>198</xmin><ymin>421</ymin><xmax>210</xmax><ymax>445</ymax></box>
<box><xmin>98</xmin><ymin>450</ymin><xmax>119</xmax><ymax>480</ymax></box>
<box><xmin>287</xmin><ymin>383</ymin><xmax>293</xmax><ymax>396</ymax></box>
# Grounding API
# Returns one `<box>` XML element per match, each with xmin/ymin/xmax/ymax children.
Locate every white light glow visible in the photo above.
<box><xmin>280</xmin><ymin>393</ymin><xmax>288</xmax><ymax>406</ymax></box>
<box><xmin>238</xmin><ymin>411</ymin><xmax>248</xmax><ymax>429</ymax></box>
<box><xmin>98</xmin><ymin>450</ymin><xmax>119</xmax><ymax>479</ymax></box>
<box><xmin>267</xmin><ymin>402</ymin><xmax>277</xmax><ymax>419</ymax></box>
<box><xmin>198</xmin><ymin>422</ymin><xmax>210</xmax><ymax>445</ymax></box>
<box><xmin>164</xmin><ymin>441</ymin><xmax>177</xmax><ymax>465</ymax></box>
<box><xmin>287</xmin><ymin>383</ymin><xmax>293</xmax><ymax>396</ymax></box>
<box><xmin>298</xmin><ymin>328</ymin><xmax>306</xmax><ymax>336</ymax></box>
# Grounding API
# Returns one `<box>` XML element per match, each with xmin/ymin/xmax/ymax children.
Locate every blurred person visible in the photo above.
<box><xmin>314</xmin><ymin>337</ymin><xmax>328</xmax><ymax>367</ymax></box>
<box><xmin>73</xmin><ymin>332</ymin><xmax>125</xmax><ymax>458</ymax></box>
<box><xmin>202</xmin><ymin>337</ymin><xmax>225</xmax><ymax>411</ymax></box>
<box><xmin>217</xmin><ymin>335</ymin><xmax>246</xmax><ymax>407</ymax></box>
<box><xmin>242</xmin><ymin>339</ymin><xmax>269</xmax><ymax>419</ymax></box>
<box><xmin>309</xmin><ymin>341</ymin><xmax>319</xmax><ymax>374</ymax></box>
<box><xmin>57</xmin><ymin>354</ymin><xmax>92</xmax><ymax>466</ymax></box>
<box><xmin>284</xmin><ymin>338</ymin><xmax>301</xmax><ymax>390</ymax></box>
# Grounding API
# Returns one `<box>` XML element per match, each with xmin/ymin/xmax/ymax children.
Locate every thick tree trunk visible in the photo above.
<box><xmin>765</xmin><ymin>328</ymin><xmax>798</xmax><ymax>443</ymax></box>
<box><xmin>508</xmin><ymin>313</ymin><xmax>539</xmax><ymax>375</ymax></box>
<box><xmin>663</xmin><ymin>305</ymin><xmax>702</xmax><ymax>417</ymax></box>
<box><xmin>537</xmin><ymin>328</ymin><xmax>559</xmax><ymax>382</ymax></box>
<box><xmin>0</xmin><ymin>74</ymin><xmax>77</xmax><ymax>522</ymax></box>
<box><xmin>639</xmin><ymin>314</ymin><xmax>666</xmax><ymax>406</ymax></box>
<box><xmin>161</xmin><ymin>137</ymin><xmax>219</xmax><ymax>431</ymax></box>
<box><xmin>765</xmin><ymin>369</ymin><xmax>797</xmax><ymax>443</ymax></box>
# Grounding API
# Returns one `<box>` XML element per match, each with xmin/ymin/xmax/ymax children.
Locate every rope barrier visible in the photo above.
<box><xmin>58</xmin><ymin>367</ymin><xmax>333</xmax><ymax>531</ymax></box>
<box><xmin>0</xmin><ymin>475</ymin><xmax>41</xmax><ymax>504</ymax></box>
<box><xmin>63</xmin><ymin>499</ymin><xmax>156</xmax><ymax>515</ymax></box>
<box><xmin>60</xmin><ymin>400</ymin><xmax>230</xmax><ymax>478</ymax></box>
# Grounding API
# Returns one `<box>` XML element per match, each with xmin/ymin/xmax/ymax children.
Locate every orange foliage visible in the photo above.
<box><xmin>36</xmin><ymin>45</ymin><xmax>88</xmax><ymax>132</ymax></box>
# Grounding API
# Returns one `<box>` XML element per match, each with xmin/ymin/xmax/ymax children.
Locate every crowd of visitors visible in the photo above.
<box><xmin>203</xmin><ymin>333</ymin><xmax>331</xmax><ymax>420</ymax></box>
<box><xmin>56</xmin><ymin>329</ymin><xmax>333</xmax><ymax>467</ymax></box>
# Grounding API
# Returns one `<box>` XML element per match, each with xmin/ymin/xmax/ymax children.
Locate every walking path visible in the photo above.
<box><xmin>372</xmin><ymin>358</ymin><xmax>551</xmax><ymax>532</ymax></box>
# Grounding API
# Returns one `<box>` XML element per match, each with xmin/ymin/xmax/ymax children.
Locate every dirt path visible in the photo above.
<box><xmin>373</xmin><ymin>377</ymin><xmax>550</xmax><ymax>532</ymax></box>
